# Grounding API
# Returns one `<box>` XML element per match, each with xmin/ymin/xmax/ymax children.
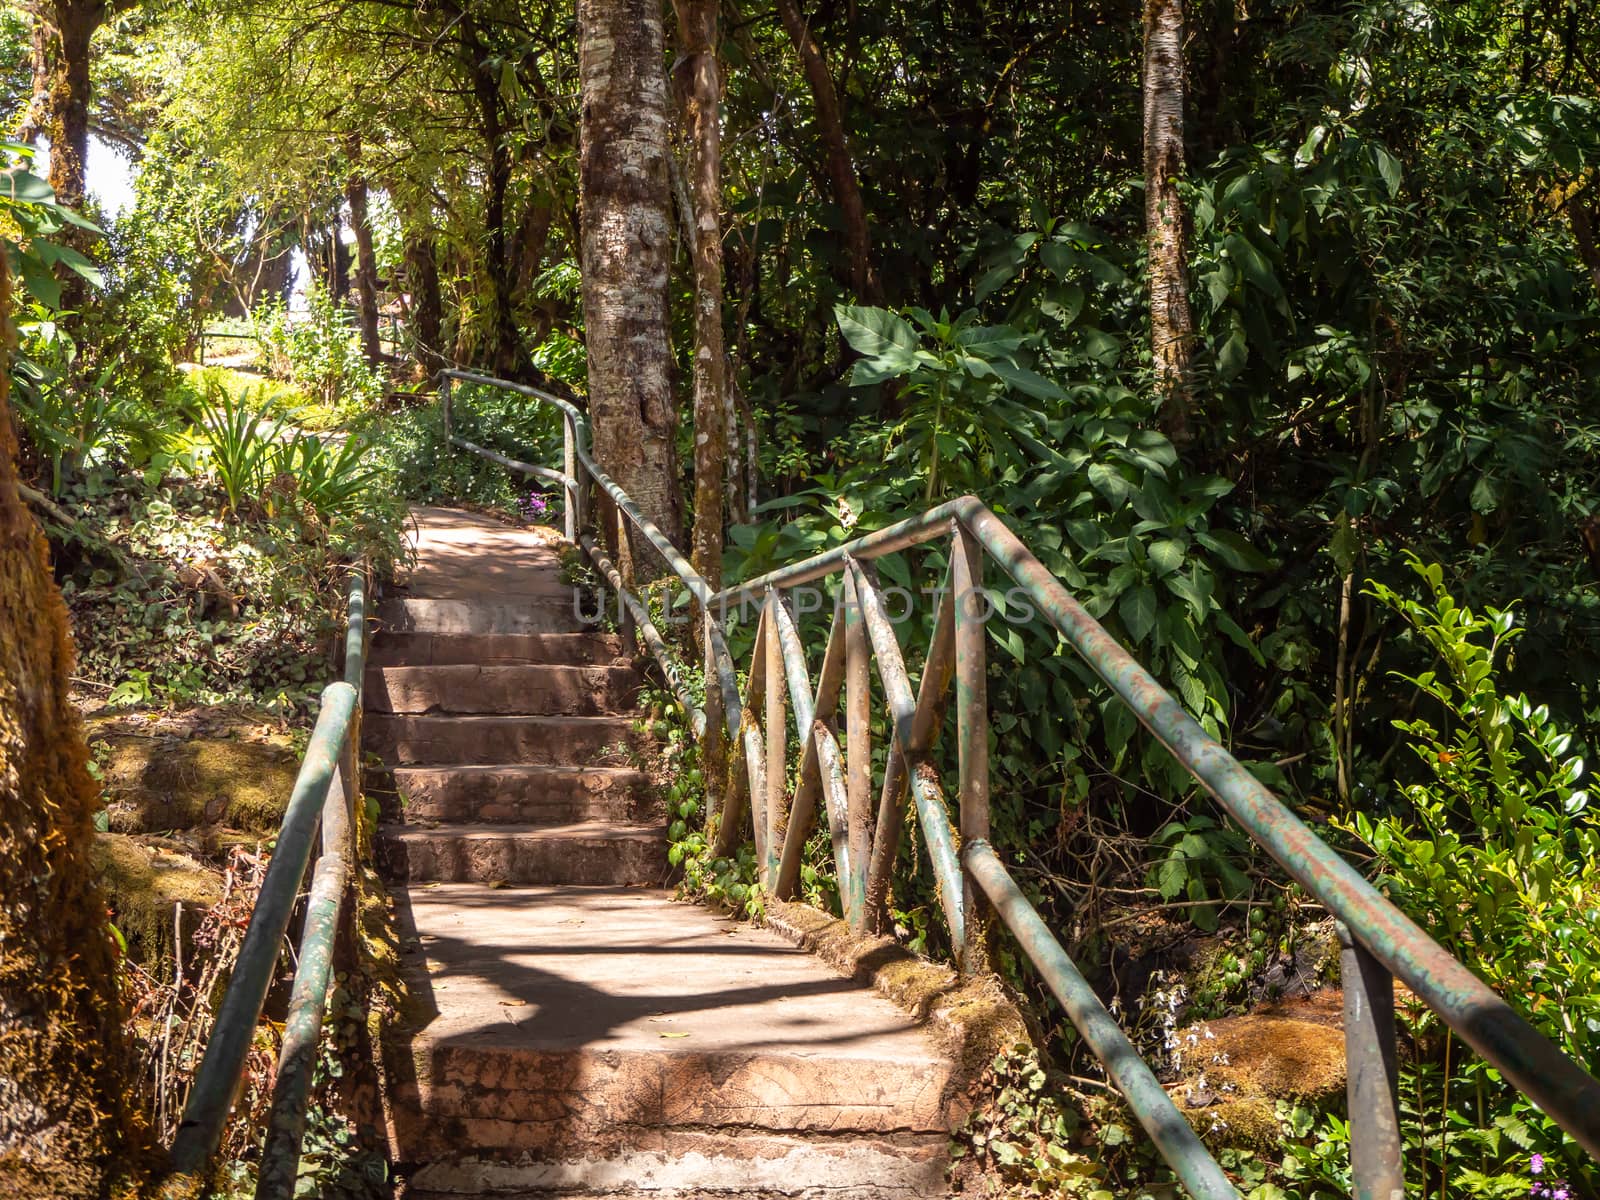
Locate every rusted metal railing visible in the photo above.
<box><xmin>438</xmin><ymin>373</ymin><xmax>1600</xmax><ymax>1197</ymax></box>
<box><xmin>167</xmin><ymin>570</ymin><xmax>369</xmax><ymax>1197</ymax></box>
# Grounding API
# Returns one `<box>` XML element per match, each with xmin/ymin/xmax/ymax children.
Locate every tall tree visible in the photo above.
<box><xmin>344</xmin><ymin>138</ymin><xmax>382</xmax><ymax>365</ymax></box>
<box><xmin>30</xmin><ymin>0</ymin><xmax>103</xmax><ymax>210</ymax></box>
<box><xmin>771</xmin><ymin>0</ymin><xmax>881</xmax><ymax>302</ymax></box>
<box><xmin>1142</xmin><ymin>0</ymin><xmax>1195</xmax><ymax>443</ymax></box>
<box><xmin>0</xmin><ymin>257</ymin><xmax>141</xmax><ymax>1198</ymax></box>
<box><xmin>673</xmin><ymin>0</ymin><xmax>728</xmax><ymax>598</ymax></box>
<box><xmin>577</xmin><ymin>0</ymin><xmax>684</xmax><ymax>565</ymax></box>
<box><xmin>673</xmin><ymin>0</ymin><xmax>730</xmax><ymax>832</ymax></box>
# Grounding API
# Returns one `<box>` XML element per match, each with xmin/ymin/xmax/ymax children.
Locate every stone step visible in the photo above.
<box><xmin>403</xmin><ymin>1127</ymin><xmax>950</xmax><ymax>1197</ymax></box>
<box><xmin>379</xmin><ymin>823</ymin><xmax>668</xmax><ymax>886</ymax></box>
<box><xmin>380</xmin><ymin>596</ymin><xmax>600</xmax><ymax>637</ymax></box>
<box><xmin>386</xmin><ymin>886</ymin><xmax>958</xmax><ymax>1181</ymax></box>
<box><xmin>392</xmin><ymin>766</ymin><xmax>658</xmax><ymax>825</ymax></box>
<box><xmin>367</xmin><ymin>665</ymin><xmax>640</xmax><ymax>717</ymax></box>
<box><xmin>368</xmin><ymin>632</ymin><xmax>626</xmax><ymax>669</ymax></box>
<box><xmin>364</xmin><ymin>715</ymin><xmax>642</xmax><ymax>767</ymax></box>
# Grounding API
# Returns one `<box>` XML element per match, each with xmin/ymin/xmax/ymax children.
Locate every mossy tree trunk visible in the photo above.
<box><xmin>0</xmin><ymin>258</ymin><xmax>142</xmax><ymax>1196</ymax></box>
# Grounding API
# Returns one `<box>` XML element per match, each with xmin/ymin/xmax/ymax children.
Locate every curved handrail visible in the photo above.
<box><xmin>433</xmin><ymin>372</ymin><xmax>1600</xmax><ymax>1193</ymax></box>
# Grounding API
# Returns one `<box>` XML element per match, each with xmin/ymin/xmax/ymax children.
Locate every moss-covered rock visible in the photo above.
<box><xmin>94</xmin><ymin>833</ymin><xmax>224</xmax><ymax>973</ymax></box>
<box><xmin>1170</xmin><ymin>988</ymin><xmax>1347</xmax><ymax>1150</ymax></box>
<box><xmin>88</xmin><ymin>709</ymin><xmax>300</xmax><ymax>834</ymax></box>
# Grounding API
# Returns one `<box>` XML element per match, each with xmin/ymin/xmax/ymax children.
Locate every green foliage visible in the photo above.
<box><xmin>951</xmin><ymin>1048</ymin><xmax>1110</xmax><ymax>1197</ymax></box>
<box><xmin>649</xmin><ymin>681</ymin><xmax>766</xmax><ymax>920</ymax></box>
<box><xmin>835</xmin><ymin>303</ymin><xmax>1063</xmax><ymax>502</ymax></box>
<box><xmin>52</xmin><ymin>479</ymin><xmax>347</xmax><ymax>712</ymax></box>
<box><xmin>191</xmin><ymin>378</ymin><xmax>395</xmax><ymax>545</ymax></box>
<box><xmin>366</xmin><ymin>381</ymin><xmax>565</xmax><ymax>512</ymax></box>
<box><xmin>0</xmin><ymin>153</ymin><xmax>104</xmax><ymax>304</ymax></box>
<box><xmin>195</xmin><ymin>383</ymin><xmax>286</xmax><ymax>512</ymax></box>
<box><xmin>257</xmin><ymin>286</ymin><xmax>385</xmax><ymax>416</ymax></box>
<box><xmin>1146</xmin><ymin>815</ymin><xmax>1253</xmax><ymax>932</ymax></box>
<box><xmin>1343</xmin><ymin>557</ymin><xmax>1599</xmax><ymax>1187</ymax></box>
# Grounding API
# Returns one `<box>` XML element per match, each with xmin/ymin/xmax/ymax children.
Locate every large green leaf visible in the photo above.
<box><xmin>835</xmin><ymin>305</ymin><xmax>918</xmax><ymax>363</ymax></box>
<box><xmin>988</xmin><ymin>361</ymin><xmax>1066</xmax><ymax>402</ymax></box>
<box><xmin>1196</xmin><ymin>529</ymin><xmax>1271</xmax><ymax>572</ymax></box>
<box><xmin>1119</xmin><ymin>585</ymin><xmax>1157</xmax><ymax>644</ymax></box>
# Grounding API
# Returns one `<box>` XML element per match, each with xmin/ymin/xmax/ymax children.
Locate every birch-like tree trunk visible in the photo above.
<box><xmin>577</xmin><ymin>0</ymin><xmax>684</xmax><ymax>566</ymax></box>
<box><xmin>1143</xmin><ymin>0</ymin><xmax>1196</xmax><ymax>443</ymax></box>
<box><xmin>0</xmin><ymin>256</ymin><xmax>140</xmax><ymax>1198</ymax></box>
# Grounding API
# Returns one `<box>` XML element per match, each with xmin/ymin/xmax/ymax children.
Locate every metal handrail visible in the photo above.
<box><xmin>437</xmin><ymin>373</ymin><xmax>1600</xmax><ymax>1195</ymax></box>
<box><xmin>167</xmin><ymin>570</ymin><xmax>369</xmax><ymax>1196</ymax></box>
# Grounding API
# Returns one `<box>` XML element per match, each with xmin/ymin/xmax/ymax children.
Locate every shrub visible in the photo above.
<box><xmin>256</xmin><ymin>285</ymin><xmax>385</xmax><ymax>417</ymax></box>
<box><xmin>1344</xmin><ymin>556</ymin><xmax>1598</xmax><ymax>1189</ymax></box>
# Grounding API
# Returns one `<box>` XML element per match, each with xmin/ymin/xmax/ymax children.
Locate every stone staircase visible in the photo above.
<box><xmin>368</xmin><ymin>508</ymin><xmax>961</xmax><ymax>1199</ymax></box>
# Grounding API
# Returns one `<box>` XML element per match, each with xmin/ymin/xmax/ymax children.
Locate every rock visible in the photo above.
<box><xmin>1169</xmin><ymin>989</ymin><xmax>1346</xmax><ymax>1149</ymax></box>
<box><xmin>87</xmin><ymin>708</ymin><xmax>300</xmax><ymax>834</ymax></box>
<box><xmin>94</xmin><ymin>833</ymin><xmax>224</xmax><ymax>974</ymax></box>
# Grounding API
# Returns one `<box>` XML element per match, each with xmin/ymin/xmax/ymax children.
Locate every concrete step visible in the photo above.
<box><xmin>392</xmin><ymin>766</ymin><xmax>658</xmax><ymax>825</ymax></box>
<box><xmin>367</xmin><ymin>665</ymin><xmax>640</xmax><ymax>717</ymax></box>
<box><xmin>386</xmin><ymin>886</ymin><xmax>958</xmax><ymax>1186</ymax></box>
<box><xmin>379</xmin><ymin>823</ymin><xmax>668</xmax><ymax>885</ymax></box>
<box><xmin>380</xmin><ymin>596</ymin><xmax>600</xmax><ymax>637</ymax></box>
<box><xmin>403</xmin><ymin>1127</ymin><xmax>950</xmax><ymax>1196</ymax></box>
<box><xmin>368</xmin><ymin>632</ymin><xmax>626</xmax><ymax>669</ymax></box>
<box><xmin>396</xmin><ymin>506</ymin><xmax>574</xmax><ymax>600</ymax></box>
<box><xmin>364</xmin><ymin>715</ymin><xmax>643</xmax><ymax>767</ymax></box>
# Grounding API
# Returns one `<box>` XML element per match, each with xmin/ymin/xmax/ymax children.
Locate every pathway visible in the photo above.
<box><xmin>367</xmin><ymin>507</ymin><xmax>959</xmax><ymax>1199</ymax></box>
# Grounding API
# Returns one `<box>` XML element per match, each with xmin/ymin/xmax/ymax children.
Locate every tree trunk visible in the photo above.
<box><xmin>1143</xmin><ymin>0</ymin><xmax>1196</xmax><ymax>444</ymax></box>
<box><xmin>39</xmin><ymin>0</ymin><xmax>101</xmax><ymax>212</ymax></box>
<box><xmin>331</xmin><ymin>219</ymin><xmax>352</xmax><ymax>301</ymax></box>
<box><xmin>15</xmin><ymin>15</ymin><xmax>51</xmax><ymax>148</ymax></box>
<box><xmin>673</xmin><ymin>0</ymin><xmax>730</xmax><ymax>819</ymax></box>
<box><xmin>771</xmin><ymin>0</ymin><xmax>880</xmax><ymax>302</ymax></box>
<box><xmin>36</xmin><ymin>0</ymin><xmax>106</xmax><ymax>313</ymax></box>
<box><xmin>403</xmin><ymin>228</ymin><xmax>446</xmax><ymax>376</ymax></box>
<box><xmin>1569</xmin><ymin>186</ymin><xmax>1600</xmax><ymax>293</ymax></box>
<box><xmin>345</xmin><ymin>141</ymin><xmax>383</xmax><ymax>365</ymax></box>
<box><xmin>252</xmin><ymin>219</ymin><xmax>294</xmax><ymax>310</ymax></box>
<box><xmin>672</xmin><ymin>0</ymin><xmax>727</xmax><ymax>598</ymax></box>
<box><xmin>577</xmin><ymin>0</ymin><xmax>685</xmax><ymax>571</ymax></box>
<box><xmin>0</xmin><ymin>255</ymin><xmax>140</xmax><ymax>1198</ymax></box>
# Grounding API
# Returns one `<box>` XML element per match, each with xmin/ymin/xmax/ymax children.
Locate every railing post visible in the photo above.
<box><xmin>440</xmin><ymin>375</ymin><xmax>453</xmax><ymax>449</ymax></box>
<box><xmin>615</xmin><ymin>505</ymin><xmax>636</xmax><ymax>653</ymax></box>
<box><xmin>843</xmin><ymin>571</ymin><xmax>872</xmax><ymax>929</ymax></box>
<box><xmin>952</xmin><ymin>526</ymin><xmax>991</xmax><ymax>974</ymax></box>
<box><xmin>562</xmin><ymin>414</ymin><xmax>579</xmax><ymax>541</ymax></box>
<box><xmin>701</xmin><ymin>606</ymin><xmax>727</xmax><ymax>838</ymax></box>
<box><xmin>763</xmin><ymin>590</ymin><xmax>787</xmax><ymax>889</ymax></box>
<box><xmin>1338</xmin><ymin>921</ymin><xmax>1404</xmax><ymax>1200</ymax></box>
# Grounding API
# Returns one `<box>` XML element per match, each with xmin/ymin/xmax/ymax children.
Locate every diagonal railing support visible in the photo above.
<box><xmin>850</xmin><ymin>559</ymin><xmax>965</xmax><ymax>955</ymax></box>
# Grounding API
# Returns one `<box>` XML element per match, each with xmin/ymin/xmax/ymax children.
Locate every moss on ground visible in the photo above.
<box><xmin>89</xmin><ymin>710</ymin><xmax>300</xmax><ymax>834</ymax></box>
<box><xmin>94</xmin><ymin>833</ymin><xmax>224</xmax><ymax>972</ymax></box>
<box><xmin>1171</xmin><ymin>988</ymin><xmax>1347</xmax><ymax>1150</ymax></box>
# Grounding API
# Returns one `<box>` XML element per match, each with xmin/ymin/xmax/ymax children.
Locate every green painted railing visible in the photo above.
<box><xmin>166</xmin><ymin>570</ymin><xmax>368</xmax><ymax>1196</ymax></box>
<box><xmin>443</xmin><ymin>369</ymin><xmax>1600</xmax><ymax>1197</ymax></box>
